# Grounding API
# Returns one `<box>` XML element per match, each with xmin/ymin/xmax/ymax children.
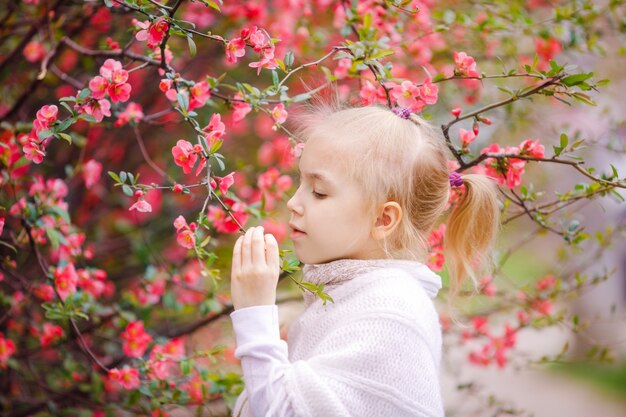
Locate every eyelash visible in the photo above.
<box><xmin>312</xmin><ymin>190</ymin><xmax>327</xmax><ymax>199</ymax></box>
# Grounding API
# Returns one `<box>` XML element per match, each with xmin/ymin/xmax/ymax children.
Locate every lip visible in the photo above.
<box><xmin>289</xmin><ymin>223</ymin><xmax>306</xmax><ymax>240</ymax></box>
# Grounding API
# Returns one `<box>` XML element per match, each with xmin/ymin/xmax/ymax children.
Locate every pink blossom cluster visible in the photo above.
<box><xmin>481</xmin><ymin>138</ymin><xmax>545</xmax><ymax>188</ymax></box>
<box><xmin>464</xmin><ymin>318</ymin><xmax>518</xmax><ymax>368</ymax></box>
<box><xmin>207</xmin><ymin>197</ymin><xmax>249</xmax><ymax>234</ymax></box>
<box><xmin>127</xmin><ymin>277</ymin><xmax>167</xmax><ymax>307</ymax></box>
<box><xmin>390</xmin><ymin>77</ymin><xmax>439</xmax><ymax>113</ymax></box>
<box><xmin>203</xmin><ymin>113</ymin><xmax>226</xmax><ymax>147</ymax></box>
<box><xmin>109</xmin><ymin>366</ymin><xmax>140</xmax><ymax>389</ymax></box>
<box><xmin>173</xmin><ymin>215</ymin><xmax>196</xmax><ymax>249</ymax></box>
<box><xmin>209</xmin><ymin>172</ymin><xmax>235</xmax><ymax>195</ymax></box>
<box><xmin>114</xmin><ymin>102</ymin><xmax>144</xmax><ymax>127</ymax></box>
<box><xmin>226</xmin><ymin>26</ymin><xmax>279</xmax><ymax>75</ymax></box>
<box><xmin>171</xmin><ymin>140</ymin><xmax>208</xmax><ymax>176</ymax></box>
<box><xmin>134</xmin><ymin>17</ymin><xmax>169</xmax><ymax>49</ymax></box>
<box><xmin>146</xmin><ymin>338</ymin><xmax>185</xmax><ymax>380</ymax></box>
<box><xmin>0</xmin><ymin>332</ymin><xmax>16</xmax><ymax>368</ymax></box>
<box><xmin>90</xmin><ymin>59</ymin><xmax>132</xmax><ymax>102</ymax></box>
<box><xmin>23</xmin><ymin>104</ymin><xmax>58</xmax><ymax>164</ymax></box>
<box><xmin>33</xmin><ymin>323</ymin><xmax>64</xmax><ymax>347</ymax></box>
<box><xmin>121</xmin><ymin>320</ymin><xmax>153</xmax><ymax>358</ymax></box>
<box><xmin>453</xmin><ymin>51</ymin><xmax>480</xmax><ymax>78</ymax></box>
<box><xmin>159</xmin><ymin>79</ymin><xmax>212</xmax><ymax>112</ymax></box>
<box><xmin>427</xmin><ymin>224</ymin><xmax>446</xmax><ymax>271</ymax></box>
<box><xmin>257</xmin><ymin>167</ymin><xmax>293</xmax><ymax>211</ymax></box>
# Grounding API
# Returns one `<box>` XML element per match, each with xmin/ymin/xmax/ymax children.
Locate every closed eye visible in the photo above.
<box><xmin>312</xmin><ymin>191</ymin><xmax>327</xmax><ymax>199</ymax></box>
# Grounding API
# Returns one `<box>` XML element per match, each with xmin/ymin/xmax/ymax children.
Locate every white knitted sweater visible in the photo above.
<box><xmin>230</xmin><ymin>258</ymin><xmax>444</xmax><ymax>417</ymax></box>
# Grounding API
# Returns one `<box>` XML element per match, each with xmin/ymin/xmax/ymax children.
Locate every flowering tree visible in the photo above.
<box><xmin>1</xmin><ymin>0</ymin><xmax>625</xmax><ymax>416</ymax></box>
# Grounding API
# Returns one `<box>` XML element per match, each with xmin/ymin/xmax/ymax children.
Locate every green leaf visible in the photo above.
<box><xmin>177</xmin><ymin>91</ymin><xmax>189</xmax><ymax>113</ymax></box>
<box><xmin>187</xmin><ymin>36</ymin><xmax>197</xmax><ymax>57</ymax></box>
<box><xmin>77</xmin><ymin>88</ymin><xmax>91</xmax><ymax>100</ymax></box>
<box><xmin>79</xmin><ymin>114</ymin><xmax>99</xmax><ymax>123</ymax></box>
<box><xmin>122</xmin><ymin>184</ymin><xmax>133</xmax><ymax>197</ymax></box>
<box><xmin>55</xmin><ymin>117</ymin><xmax>73</xmax><ymax>132</ymax></box>
<box><xmin>561</xmin><ymin>72</ymin><xmax>593</xmax><ymax>87</ymax></box>
<box><xmin>284</xmin><ymin>51</ymin><xmax>294</xmax><ymax>68</ymax></box>
<box><xmin>560</xmin><ymin>133</ymin><xmax>568</xmax><ymax>149</ymax></box>
<box><xmin>108</xmin><ymin>171</ymin><xmax>121</xmax><ymax>183</ymax></box>
<box><xmin>120</xmin><ymin>171</ymin><xmax>128</xmax><ymax>183</ymax></box>
<box><xmin>56</xmin><ymin>132</ymin><xmax>72</xmax><ymax>144</ymax></box>
<box><xmin>271</xmin><ymin>70</ymin><xmax>279</xmax><ymax>88</ymax></box>
<box><xmin>37</xmin><ymin>129</ymin><xmax>53</xmax><ymax>139</ymax></box>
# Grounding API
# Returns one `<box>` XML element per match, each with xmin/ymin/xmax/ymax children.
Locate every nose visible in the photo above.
<box><xmin>286</xmin><ymin>186</ymin><xmax>303</xmax><ymax>215</ymax></box>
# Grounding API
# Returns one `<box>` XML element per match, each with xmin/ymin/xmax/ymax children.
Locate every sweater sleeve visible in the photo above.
<box><xmin>231</xmin><ymin>302</ymin><xmax>443</xmax><ymax>417</ymax></box>
<box><xmin>230</xmin><ymin>304</ymin><xmax>295</xmax><ymax>417</ymax></box>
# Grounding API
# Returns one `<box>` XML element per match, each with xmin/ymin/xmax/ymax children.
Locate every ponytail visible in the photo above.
<box><xmin>444</xmin><ymin>173</ymin><xmax>501</xmax><ymax>296</ymax></box>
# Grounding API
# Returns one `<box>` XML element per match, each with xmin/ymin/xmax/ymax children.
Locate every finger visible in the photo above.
<box><xmin>242</xmin><ymin>227</ymin><xmax>255</xmax><ymax>265</ymax></box>
<box><xmin>232</xmin><ymin>236</ymin><xmax>243</xmax><ymax>278</ymax></box>
<box><xmin>252</xmin><ymin>226</ymin><xmax>266</xmax><ymax>265</ymax></box>
<box><xmin>264</xmin><ymin>233</ymin><xmax>280</xmax><ymax>274</ymax></box>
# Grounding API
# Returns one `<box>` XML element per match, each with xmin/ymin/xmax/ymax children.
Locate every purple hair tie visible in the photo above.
<box><xmin>449</xmin><ymin>171</ymin><xmax>463</xmax><ymax>187</ymax></box>
<box><xmin>391</xmin><ymin>106</ymin><xmax>412</xmax><ymax>119</ymax></box>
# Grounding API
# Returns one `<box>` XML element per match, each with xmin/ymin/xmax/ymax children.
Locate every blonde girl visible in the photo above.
<box><xmin>229</xmin><ymin>103</ymin><xmax>501</xmax><ymax>417</ymax></box>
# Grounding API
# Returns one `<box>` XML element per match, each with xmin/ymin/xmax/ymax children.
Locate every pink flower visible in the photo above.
<box><xmin>249</xmin><ymin>51</ymin><xmax>279</xmax><ymax>75</ymax></box>
<box><xmin>189</xmin><ymin>81</ymin><xmax>211</xmax><ymax>111</ymax></box>
<box><xmin>359</xmin><ymin>80</ymin><xmax>379</xmax><ymax>105</ymax></box>
<box><xmin>23</xmin><ymin>141</ymin><xmax>46</xmax><ymax>164</ymax></box>
<box><xmin>129</xmin><ymin>199</ymin><xmax>152</xmax><ymax>213</ymax></box>
<box><xmin>89</xmin><ymin>76</ymin><xmax>109</xmax><ymax>100</ymax></box>
<box><xmin>531</xmin><ymin>299</ymin><xmax>553</xmax><ymax>316</ymax></box>
<box><xmin>0</xmin><ymin>217</ymin><xmax>4</xmax><ymax>236</ymax></box>
<box><xmin>536</xmin><ymin>275</ymin><xmax>556</xmax><ymax>291</ymax></box>
<box><xmin>54</xmin><ymin>263</ymin><xmax>78</xmax><ymax>301</ymax></box>
<box><xmin>109</xmin><ymin>366</ymin><xmax>140</xmax><ymax>389</ymax></box>
<box><xmin>232</xmin><ymin>93</ymin><xmax>252</xmax><ymax>122</ymax></box>
<box><xmin>23</xmin><ymin>41</ymin><xmax>46</xmax><ymax>63</ymax></box>
<box><xmin>333</xmin><ymin>58</ymin><xmax>352</xmax><ymax>79</ymax></box>
<box><xmin>171</xmin><ymin>140</ymin><xmax>198</xmax><ymax>174</ymax></box>
<box><xmin>99</xmin><ymin>59</ymin><xmax>122</xmax><ymax>79</ymax></box>
<box><xmin>173</xmin><ymin>215</ymin><xmax>188</xmax><ymax>232</ymax></box>
<box><xmin>0</xmin><ymin>333</ymin><xmax>16</xmax><ymax>368</ymax></box>
<box><xmin>82</xmin><ymin>159</ymin><xmax>102</xmax><ymax>189</ymax></box>
<box><xmin>108</xmin><ymin>82</ymin><xmax>132</xmax><ymax>103</ymax></box>
<box><xmin>225</xmin><ymin>37</ymin><xmax>246</xmax><ymax>64</ymax></box>
<box><xmin>535</xmin><ymin>37</ymin><xmax>562</xmax><ymax>62</ymax></box>
<box><xmin>121</xmin><ymin>321</ymin><xmax>153</xmax><ymax>358</ymax></box>
<box><xmin>247</xmin><ymin>27</ymin><xmax>268</xmax><ymax>52</ymax></box>
<box><xmin>519</xmin><ymin>138</ymin><xmax>545</xmax><ymax>159</ymax></box>
<box><xmin>82</xmin><ymin>99</ymin><xmax>111</xmax><ymax>123</ymax></box>
<box><xmin>203</xmin><ymin>113</ymin><xmax>226</xmax><ymax>144</ymax></box>
<box><xmin>391</xmin><ymin>80</ymin><xmax>425</xmax><ymax>112</ymax></box>
<box><xmin>40</xmin><ymin>323</ymin><xmax>64</xmax><ymax>347</ymax></box>
<box><xmin>451</xmin><ymin>107</ymin><xmax>462</xmax><ymax>117</ymax></box>
<box><xmin>115</xmin><ymin>102</ymin><xmax>144</xmax><ymax>127</ymax></box>
<box><xmin>459</xmin><ymin>128</ymin><xmax>477</xmax><ymax>147</ymax></box>
<box><xmin>271</xmin><ymin>103</ymin><xmax>288</xmax><ymax>124</ymax></box>
<box><xmin>36</xmin><ymin>105</ymin><xmax>58</xmax><ymax>126</ymax></box>
<box><xmin>176</xmin><ymin>229</ymin><xmax>196</xmax><ymax>249</ymax></box>
<box><xmin>135</xmin><ymin>18</ymin><xmax>169</xmax><ymax>48</ymax></box>
<box><xmin>419</xmin><ymin>78</ymin><xmax>439</xmax><ymax>105</ymax></box>
<box><xmin>215</xmin><ymin>172</ymin><xmax>235</xmax><ymax>195</ymax></box>
<box><xmin>207</xmin><ymin>199</ymin><xmax>248</xmax><ymax>233</ymax></box>
<box><xmin>453</xmin><ymin>51</ymin><xmax>480</xmax><ymax>78</ymax></box>
<box><xmin>110</xmin><ymin>68</ymin><xmax>129</xmax><ymax>84</ymax></box>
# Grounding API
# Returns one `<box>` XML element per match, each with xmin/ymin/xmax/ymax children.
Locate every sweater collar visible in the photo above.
<box><xmin>301</xmin><ymin>258</ymin><xmax>442</xmax><ymax>301</ymax></box>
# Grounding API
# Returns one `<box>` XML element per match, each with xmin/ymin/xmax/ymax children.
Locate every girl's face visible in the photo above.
<box><xmin>286</xmin><ymin>139</ymin><xmax>383</xmax><ymax>265</ymax></box>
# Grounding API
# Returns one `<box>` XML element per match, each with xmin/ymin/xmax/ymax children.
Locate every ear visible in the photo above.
<box><xmin>372</xmin><ymin>201</ymin><xmax>402</xmax><ymax>240</ymax></box>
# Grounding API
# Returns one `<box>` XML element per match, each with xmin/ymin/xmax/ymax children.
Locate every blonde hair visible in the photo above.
<box><xmin>289</xmin><ymin>98</ymin><xmax>501</xmax><ymax>294</ymax></box>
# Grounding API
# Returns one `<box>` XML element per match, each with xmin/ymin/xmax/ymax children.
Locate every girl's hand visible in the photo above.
<box><xmin>231</xmin><ymin>226</ymin><xmax>280</xmax><ymax>310</ymax></box>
